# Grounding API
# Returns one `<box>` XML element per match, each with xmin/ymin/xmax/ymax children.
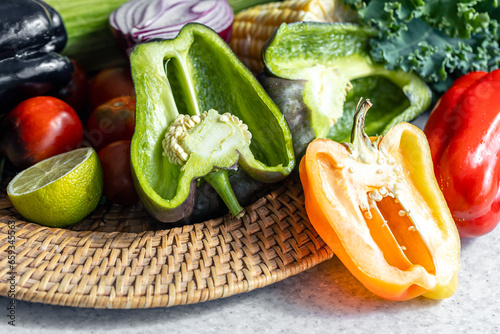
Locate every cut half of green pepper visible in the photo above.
<box><xmin>130</xmin><ymin>23</ymin><xmax>295</xmax><ymax>223</ymax></box>
<box><xmin>260</xmin><ymin>22</ymin><xmax>432</xmax><ymax>159</ymax></box>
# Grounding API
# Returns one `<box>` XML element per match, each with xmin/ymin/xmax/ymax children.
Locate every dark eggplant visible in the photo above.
<box><xmin>257</xmin><ymin>74</ymin><xmax>315</xmax><ymax>160</ymax></box>
<box><xmin>0</xmin><ymin>51</ymin><xmax>73</xmax><ymax>108</ymax></box>
<box><xmin>0</xmin><ymin>0</ymin><xmax>73</xmax><ymax>110</ymax></box>
<box><xmin>0</xmin><ymin>0</ymin><xmax>67</xmax><ymax>58</ymax></box>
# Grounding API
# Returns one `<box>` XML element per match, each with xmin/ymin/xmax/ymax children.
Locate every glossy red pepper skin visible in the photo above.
<box><xmin>424</xmin><ymin>69</ymin><xmax>500</xmax><ymax>238</ymax></box>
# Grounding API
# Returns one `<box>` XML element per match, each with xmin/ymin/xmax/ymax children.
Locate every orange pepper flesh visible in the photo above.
<box><xmin>299</xmin><ymin>100</ymin><xmax>460</xmax><ymax>301</ymax></box>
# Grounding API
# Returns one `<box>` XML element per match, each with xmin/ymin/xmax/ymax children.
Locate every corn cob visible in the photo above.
<box><xmin>229</xmin><ymin>0</ymin><xmax>358</xmax><ymax>74</ymax></box>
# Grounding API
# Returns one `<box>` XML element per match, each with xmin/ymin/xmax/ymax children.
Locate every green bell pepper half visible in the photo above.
<box><xmin>260</xmin><ymin>22</ymin><xmax>432</xmax><ymax>158</ymax></box>
<box><xmin>130</xmin><ymin>23</ymin><xmax>295</xmax><ymax>223</ymax></box>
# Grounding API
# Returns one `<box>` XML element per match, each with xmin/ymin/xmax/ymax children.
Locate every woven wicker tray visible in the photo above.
<box><xmin>0</xmin><ymin>175</ymin><xmax>333</xmax><ymax>308</ymax></box>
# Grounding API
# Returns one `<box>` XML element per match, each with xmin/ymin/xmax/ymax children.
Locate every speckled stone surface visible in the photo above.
<box><xmin>1</xmin><ymin>113</ymin><xmax>499</xmax><ymax>333</ymax></box>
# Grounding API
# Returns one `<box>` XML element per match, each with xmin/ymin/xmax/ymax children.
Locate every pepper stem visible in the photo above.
<box><xmin>204</xmin><ymin>169</ymin><xmax>245</xmax><ymax>218</ymax></box>
<box><xmin>348</xmin><ymin>98</ymin><xmax>378</xmax><ymax>163</ymax></box>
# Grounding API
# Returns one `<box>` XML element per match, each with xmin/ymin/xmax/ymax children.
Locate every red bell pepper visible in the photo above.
<box><xmin>424</xmin><ymin>69</ymin><xmax>500</xmax><ymax>238</ymax></box>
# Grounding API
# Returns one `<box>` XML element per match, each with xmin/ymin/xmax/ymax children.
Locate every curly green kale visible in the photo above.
<box><xmin>343</xmin><ymin>0</ymin><xmax>500</xmax><ymax>92</ymax></box>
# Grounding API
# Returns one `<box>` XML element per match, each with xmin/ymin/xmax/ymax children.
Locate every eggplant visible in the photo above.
<box><xmin>257</xmin><ymin>75</ymin><xmax>316</xmax><ymax>161</ymax></box>
<box><xmin>0</xmin><ymin>0</ymin><xmax>73</xmax><ymax>110</ymax></box>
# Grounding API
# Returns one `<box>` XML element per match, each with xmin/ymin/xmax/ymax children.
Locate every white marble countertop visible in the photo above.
<box><xmin>2</xmin><ymin>113</ymin><xmax>499</xmax><ymax>334</ymax></box>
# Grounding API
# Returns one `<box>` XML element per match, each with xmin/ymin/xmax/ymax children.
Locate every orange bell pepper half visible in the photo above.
<box><xmin>299</xmin><ymin>99</ymin><xmax>460</xmax><ymax>301</ymax></box>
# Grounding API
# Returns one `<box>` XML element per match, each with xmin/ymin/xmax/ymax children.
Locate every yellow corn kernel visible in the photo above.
<box><xmin>229</xmin><ymin>0</ymin><xmax>357</xmax><ymax>74</ymax></box>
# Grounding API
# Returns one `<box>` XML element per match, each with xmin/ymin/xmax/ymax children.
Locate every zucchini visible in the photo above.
<box><xmin>45</xmin><ymin>0</ymin><xmax>283</xmax><ymax>72</ymax></box>
<box><xmin>45</xmin><ymin>0</ymin><xmax>129</xmax><ymax>72</ymax></box>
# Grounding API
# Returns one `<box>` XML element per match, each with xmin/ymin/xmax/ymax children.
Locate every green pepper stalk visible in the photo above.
<box><xmin>162</xmin><ymin>110</ymin><xmax>254</xmax><ymax>217</ymax></box>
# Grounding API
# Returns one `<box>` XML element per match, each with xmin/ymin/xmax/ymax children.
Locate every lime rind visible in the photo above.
<box><xmin>7</xmin><ymin>148</ymin><xmax>90</xmax><ymax>196</ymax></box>
<box><xmin>7</xmin><ymin>147</ymin><xmax>103</xmax><ymax>227</ymax></box>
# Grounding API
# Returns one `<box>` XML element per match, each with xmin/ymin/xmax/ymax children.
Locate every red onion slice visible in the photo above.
<box><xmin>110</xmin><ymin>0</ymin><xmax>234</xmax><ymax>56</ymax></box>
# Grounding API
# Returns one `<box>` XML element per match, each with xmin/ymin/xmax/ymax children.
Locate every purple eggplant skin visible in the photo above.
<box><xmin>0</xmin><ymin>0</ymin><xmax>73</xmax><ymax>110</ymax></box>
<box><xmin>258</xmin><ymin>73</ymin><xmax>316</xmax><ymax>160</ymax></box>
<box><xmin>0</xmin><ymin>52</ymin><xmax>73</xmax><ymax>110</ymax></box>
<box><xmin>0</xmin><ymin>0</ymin><xmax>67</xmax><ymax>58</ymax></box>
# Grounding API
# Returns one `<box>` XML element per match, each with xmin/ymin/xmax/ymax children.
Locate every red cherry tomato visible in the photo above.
<box><xmin>89</xmin><ymin>67</ymin><xmax>135</xmax><ymax>112</ymax></box>
<box><xmin>55</xmin><ymin>59</ymin><xmax>90</xmax><ymax>117</ymax></box>
<box><xmin>86</xmin><ymin>96</ymin><xmax>136</xmax><ymax>151</ymax></box>
<box><xmin>98</xmin><ymin>140</ymin><xmax>139</xmax><ymax>205</ymax></box>
<box><xmin>1</xmin><ymin>96</ymin><xmax>83</xmax><ymax>170</ymax></box>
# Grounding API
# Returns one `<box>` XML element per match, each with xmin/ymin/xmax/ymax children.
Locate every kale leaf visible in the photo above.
<box><xmin>343</xmin><ymin>0</ymin><xmax>500</xmax><ymax>92</ymax></box>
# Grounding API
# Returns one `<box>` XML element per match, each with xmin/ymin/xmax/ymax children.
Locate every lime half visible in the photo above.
<box><xmin>7</xmin><ymin>147</ymin><xmax>103</xmax><ymax>227</ymax></box>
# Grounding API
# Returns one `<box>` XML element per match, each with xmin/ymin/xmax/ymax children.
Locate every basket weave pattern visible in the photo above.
<box><xmin>0</xmin><ymin>177</ymin><xmax>333</xmax><ymax>308</ymax></box>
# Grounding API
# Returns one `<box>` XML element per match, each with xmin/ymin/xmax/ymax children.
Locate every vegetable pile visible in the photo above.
<box><xmin>2</xmin><ymin>0</ymin><xmax>500</xmax><ymax>303</ymax></box>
